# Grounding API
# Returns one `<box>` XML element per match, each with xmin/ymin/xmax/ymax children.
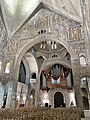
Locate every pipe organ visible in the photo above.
<box><xmin>41</xmin><ymin>64</ymin><xmax>72</xmax><ymax>89</ymax></box>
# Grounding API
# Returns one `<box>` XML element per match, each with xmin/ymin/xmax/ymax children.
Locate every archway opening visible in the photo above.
<box><xmin>54</xmin><ymin>92</ymin><xmax>64</xmax><ymax>108</ymax></box>
<box><xmin>83</xmin><ymin>97</ymin><xmax>89</xmax><ymax>110</ymax></box>
<box><xmin>15</xmin><ymin>39</ymin><xmax>72</xmax><ymax>108</ymax></box>
<box><xmin>80</xmin><ymin>77</ymin><xmax>89</xmax><ymax>110</ymax></box>
<box><xmin>16</xmin><ymin>53</ymin><xmax>38</xmax><ymax>108</ymax></box>
<box><xmin>18</xmin><ymin>61</ymin><xmax>26</xmax><ymax>84</ymax></box>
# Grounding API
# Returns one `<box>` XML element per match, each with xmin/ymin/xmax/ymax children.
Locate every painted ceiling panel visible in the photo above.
<box><xmin>42</xmin><ymin>0</ymin><xmax>82</xmax><ymax>20</ymax></box>
<box><xmin>0</xmin><ymin>0</ymin><xmax>82</xmax><ymax>38</ymax></box>
<box><xmin>1</xmin><ymin>0</ymin><xmax>40</xmax><ymax>37</ymax></box>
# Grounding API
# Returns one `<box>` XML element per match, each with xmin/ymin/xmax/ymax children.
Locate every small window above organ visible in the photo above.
<box><xmin>79</xmin><ymin>53</ymin><xmax>87</xmax><ymax>67</ymax></box>
<box><xmin>52</xmin><ymin>54</ymin><xmax>57</xmax><ymax>58</ymax></box>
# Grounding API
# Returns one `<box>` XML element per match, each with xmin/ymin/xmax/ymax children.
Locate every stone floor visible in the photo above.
<box><xmin>81</xmin><ymin>118</ymin><xmax>90</xmax><ymax>120</ymax></box>
<box><xmin>81</xmin><ymin>110</ymin><xmax>90</xmax><ymax>120</ymax></box>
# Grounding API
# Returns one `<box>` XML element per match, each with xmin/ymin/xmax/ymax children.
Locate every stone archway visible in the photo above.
<box><xmin>54</xmin><ymin>92</ymin><xmax>64</xmax><ymax>108</ymax></box>
<box><xmin>13</xmin><ymin>35</ymin><xmax>71</xmax><ymax>108</ymax></box>
<box><xmin>14</xmin><ymin>36</ymin><xmax>71</xmax><ymax>83</ymax></box>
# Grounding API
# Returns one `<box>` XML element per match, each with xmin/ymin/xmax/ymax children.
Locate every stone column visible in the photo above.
<box><xmin>42</xmin><ymin>73</ymin><xmax>46</xmax><ymax>88</ymax></box>
<box><xmin>74</xmin><ymin>84</ymin><xmax>83</xmax><ymax>109</ymax></box>
<box><xmin>87</xmin><ymin>79</ymin><xmax>90</xmax><ymax>109</ymax></box>
<box><xmin>35</xmin><ymin>72</ymin><xmax>41</xmax><ymax>107</ymax></box>
<box><xmin>27</xmin><ymin>84</ymin><xmax>32</xmax><ymax>106</ymax></box>
<box><xmin>0</xmin><ymin>82</ymin><xmax>4</xmax><ymax>108</ymax></box>
<box><xmin>35</xmin><ymin>75</ymin><xmax>40</xmax><ymax>106</ymax></box>
<box><xmin>10</xmin><ymin>80</ymin><xmax>17</xmax><ymax>109</ymax></box>
<box><xmin>71</xmin><ymin>59</ymin><xmax>84</xmax><ymax>109</ymax></box>
<box><xmin>6</xmin><ymin>81</ymin><xmax>13</xmax><ymax>109</ymax></box>
<box><xmin>73</xmin><ymin>73</ymin><xmax>84</xmax><ymax>117</ymax></box>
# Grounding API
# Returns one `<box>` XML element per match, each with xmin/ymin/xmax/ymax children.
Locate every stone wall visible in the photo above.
<box><xmin>0</xmin><ymin>2</ymin><xmax>90</xmax><ymax>110</ymax></box>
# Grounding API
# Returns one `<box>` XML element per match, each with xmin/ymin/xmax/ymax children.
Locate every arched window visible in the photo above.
<box><xmin>81</xmin><ymin>77</ymin><xmax>87</xmax><ymax>85</ymax></box>
<box><xmin>0</xmin><ymin>61</ymin><xmax>2</xmax><ymax>71</ymax></box>
<box><xmin>32</xmin><ymin>73</ymin><xmax>36</xmax><ymax>79</ymax></box>
<box><xmin>79</xmin><ymin>53</ymin><xmax>87</xmax><ymax>67</ymax></box>
<box><xmin>5</xmin><ymin>63</ymin><xmax>10</xmax><ymax>73</ymax></box>
<box><xmin>18</xmin><ymin>61</ymin><xmax>26</xmax><ymax>83</ymax></box>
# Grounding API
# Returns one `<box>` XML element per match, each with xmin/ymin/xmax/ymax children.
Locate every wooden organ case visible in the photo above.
<box><xmin>42</xmin><ymin>64</ymin><xmax>73</xmax><ymax>89</ymax></box>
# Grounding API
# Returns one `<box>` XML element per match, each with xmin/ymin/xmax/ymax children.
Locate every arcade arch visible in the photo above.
<box><xmin>13</xmin><ymin>36</ymin><xmax>74</xmax><ymax>108</ymax></box>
